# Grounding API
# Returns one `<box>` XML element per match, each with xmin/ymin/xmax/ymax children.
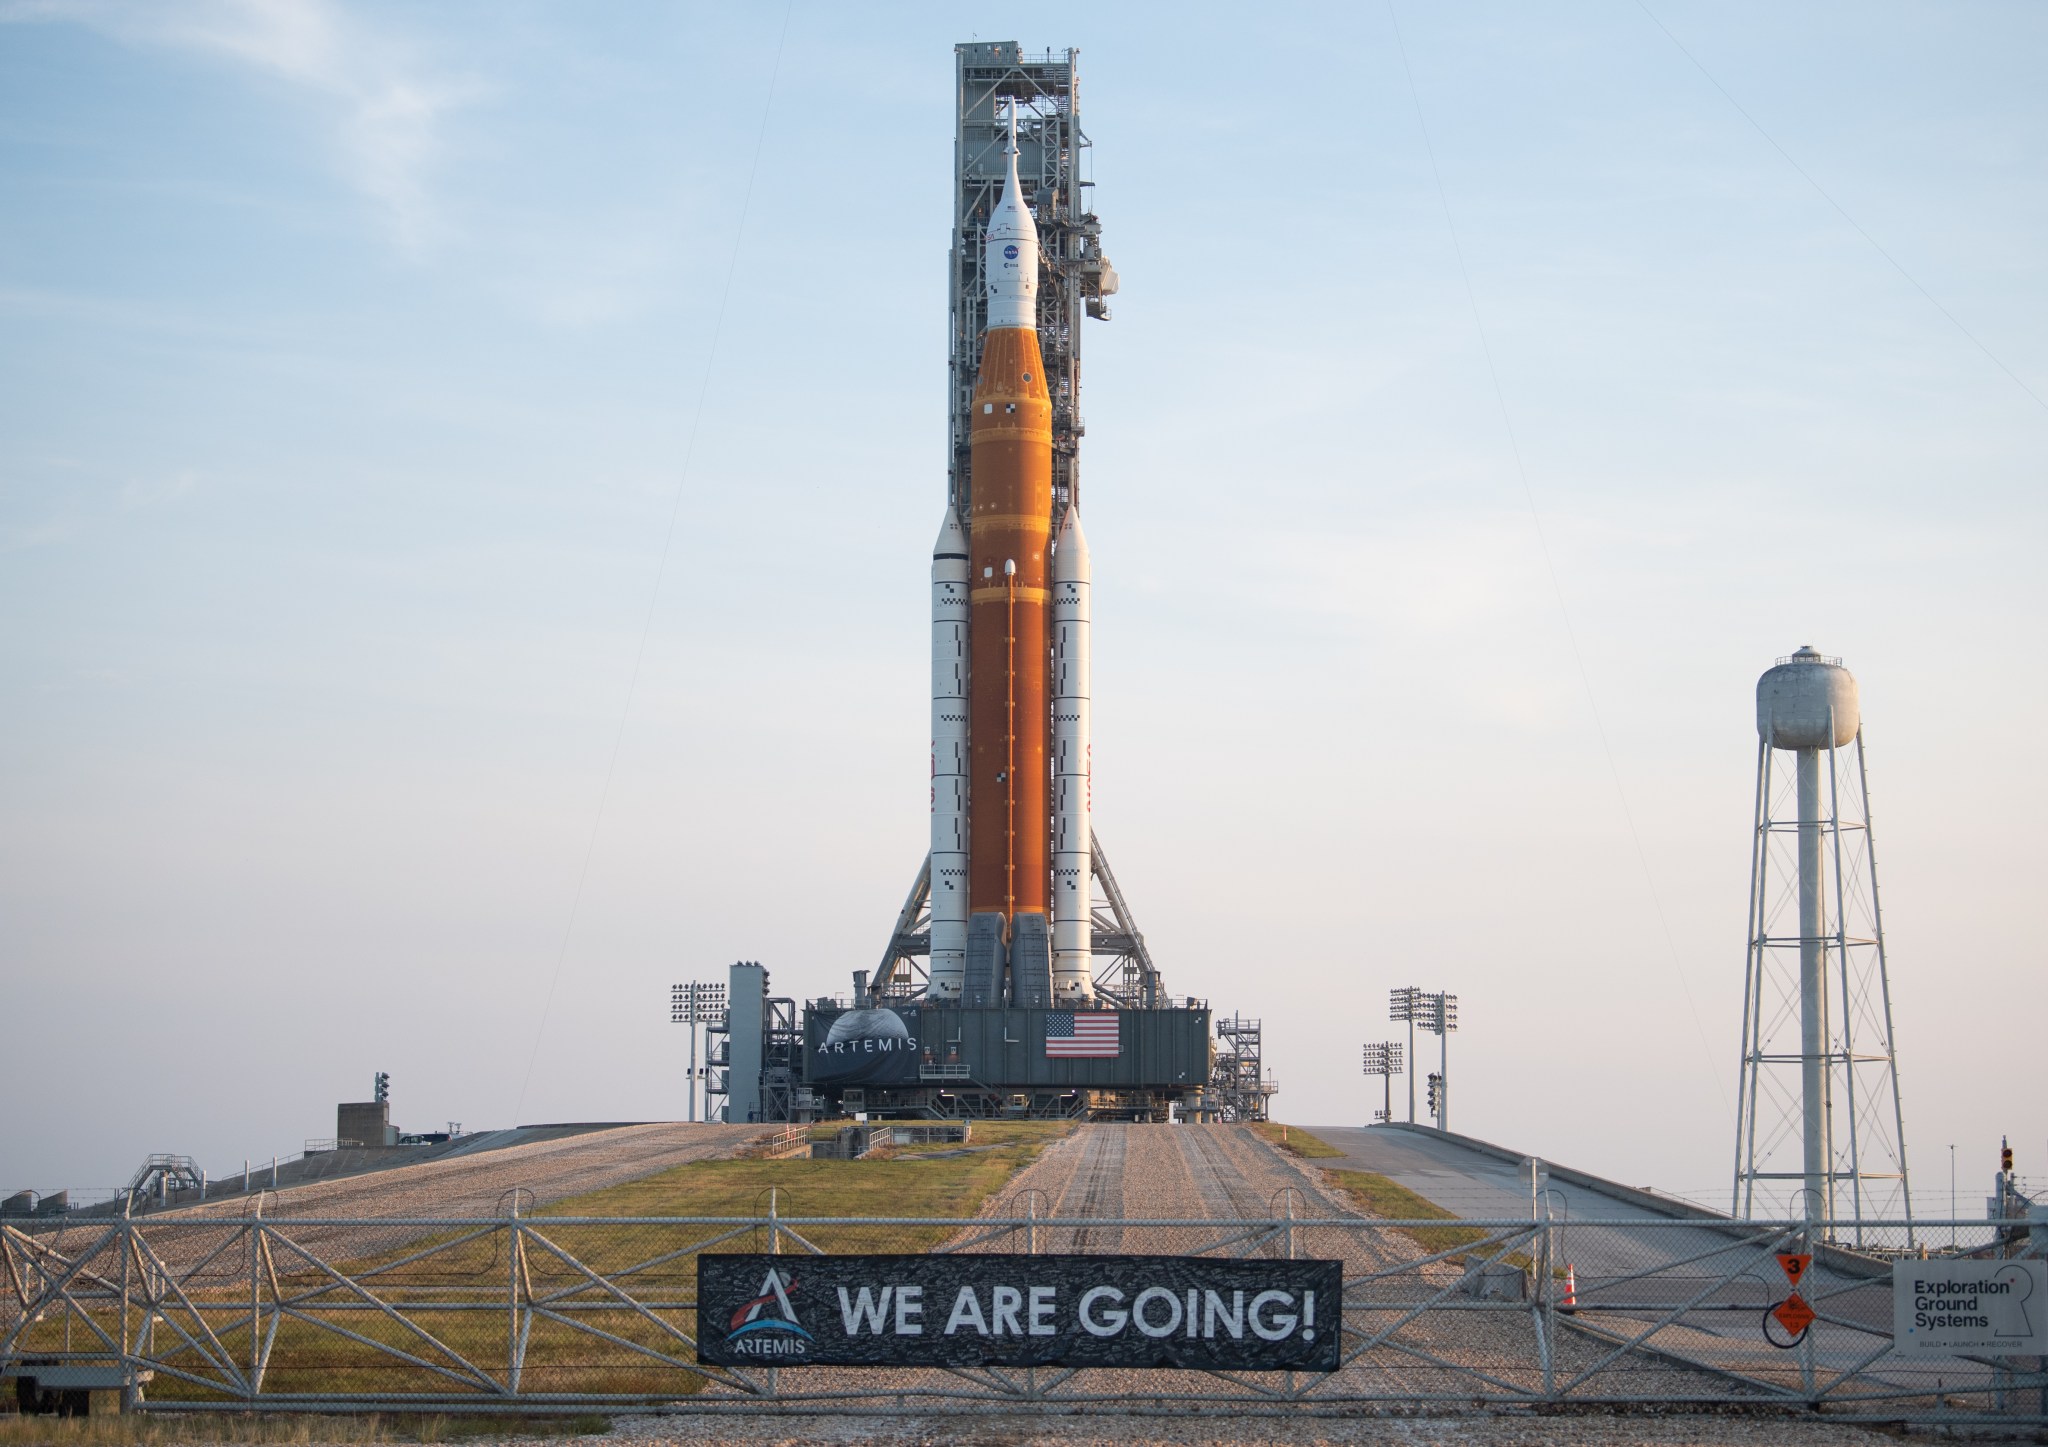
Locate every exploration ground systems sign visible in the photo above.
<box><xmin>697</xmin><ymin>1254</ymin><xmax>1342</xmax><ymax>1371</ymax></box>
<box><xmin>1892</xmin><ymin>1259</ymin><xmax>2048</xmax><ymax>1356</ymax></box>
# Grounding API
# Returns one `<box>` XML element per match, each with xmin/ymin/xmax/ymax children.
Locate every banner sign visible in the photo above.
<box><xmin>806</xmin><ymin>1006</ymin><xmax>923</xmax><ymax>1086</ymax></box>
<box><xmin>696</xmin><ymin>1254</ymin><xmax>1342</xmax><ymax>1371</ymax></box>
<box><xmin>1893</xmin><ymin>1259</ymin><xmax>2048</xmax><ymax>1356</ymax></box>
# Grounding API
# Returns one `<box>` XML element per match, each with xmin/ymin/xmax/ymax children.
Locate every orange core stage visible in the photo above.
<box><xmin>966</xmin><ymin>324</ymin><xmax>1053</xmax><ymax>922</ymax></box>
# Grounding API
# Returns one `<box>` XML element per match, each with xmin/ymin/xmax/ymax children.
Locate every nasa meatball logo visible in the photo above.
<box><xmin>1003</xmin><ymin>244</ymin><xmax>1020</xmax><ymax>260</ymax></box>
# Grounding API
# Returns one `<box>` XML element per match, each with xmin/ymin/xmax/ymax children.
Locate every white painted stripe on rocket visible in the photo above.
<box><xmin>928</xmin><ymin>507</ymin><xmax>970</xmax><ymax>999</ymax></box>
<box><xmin>1051</xmin><ymin>505</ymin><xmax>1093</xmax><ymax>1001</ymax></box>
<box><xmin>983</xmin><ymin>104</ymin><xmax>1039</xmax><ymax>332</ymax></box>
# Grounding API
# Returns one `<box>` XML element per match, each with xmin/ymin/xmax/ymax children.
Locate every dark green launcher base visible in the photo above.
<box><xmin>803</xmin><ymin>1002</ymin><xmax>1214</xmax><ymax>1121</ymax></box>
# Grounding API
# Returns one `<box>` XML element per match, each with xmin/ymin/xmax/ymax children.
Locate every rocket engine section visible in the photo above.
<box><xmin>936</xmin><ymin>105</ymin><xmax>1095</xmax><ymax>1010</ymax></box>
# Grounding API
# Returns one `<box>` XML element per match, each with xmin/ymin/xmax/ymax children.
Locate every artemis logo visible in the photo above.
<box><xmin>724</xmin><ymin>1267</ymin><xmax>813</xmax><ymax>1358</ymax></box>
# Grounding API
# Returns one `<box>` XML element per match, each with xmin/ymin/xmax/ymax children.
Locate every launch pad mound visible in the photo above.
<box><xmin>133</xmin><ymin>1123</ymin><xmax>767</xmax><ymax>1220</ymax></box>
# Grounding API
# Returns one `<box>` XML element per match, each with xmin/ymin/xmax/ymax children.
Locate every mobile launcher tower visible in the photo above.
<box><xmin>796</xmin><ymin>45</ymin><xmax>1253</xmax><ymax>1123</ymax></box>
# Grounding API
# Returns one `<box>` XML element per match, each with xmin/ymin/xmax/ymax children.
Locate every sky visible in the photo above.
<box><xmin>2</xmin><ymin>1</ymin><xmax>2043</xmax><ymax>1212</ymax></box>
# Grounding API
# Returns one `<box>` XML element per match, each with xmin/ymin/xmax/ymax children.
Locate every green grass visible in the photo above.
<box><xmin>1325</xmin><ymin>1168</ymin><xmax>1533</xmax><ymax>1272</ymax></box>
<box><xmin>1250</xmin><ymin>1122</ymin><xmax>1343</xmax><ymax>1159</ymax></box>
<box><xmin>539</xmin><ymin>1118</ymin><xmax>1071</xmax><ymax>1220</ymax></box>
<box><xmin>11</xmin><ymin>1125</ymin><xmax>1076</xmax><ymax>1410</ymax></box>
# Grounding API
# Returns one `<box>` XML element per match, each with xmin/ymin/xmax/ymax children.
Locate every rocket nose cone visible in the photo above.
<box><xmin>932</xmin><ymin>507</ymin><xmax>969</xmax><ymax>582</ymax></box>
<box><xmin>1053</xmin><ymin>506</ymin><xmax>1090</xmax><ymax>582</ymax></box>
<box><xmin>983</xmin><ymin>101</ymin><xmax>1039</xmax><ymax>331</ymax></box>
<box><xmin>988</xmin><ymin>135</ymin><xmax>1036</xmax><ymax>244</ymax></box>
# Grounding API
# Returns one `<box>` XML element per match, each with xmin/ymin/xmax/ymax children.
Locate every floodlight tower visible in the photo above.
<box><xmin>1732</xmin><ymin>646</ymin><xmax>1913</xmax><ymax>1244</ymax></box>
<box><xmin>1391</xmin><ymin>988</ymin><xmax>1456</xmax><ymax>1129</ymax></box>
<box><xmin>1389</xmin><ymin>989</ymin><xmax>1422</xmax><ymax>1123</ymax></box>
<box><xmin>671</xmin><ymin>980</ymin><xmax>728</xmax><ymax>1124</ymax></box>
<box><xmin>1422</xmin><ymin>993</ymin><xmax>1457</xmax><ymax>1130</ymax></box>
<box><xmin>1362</xmin><ymin>1041</ymin><xmax>1404</xmax><ymax>1124</ymax></box>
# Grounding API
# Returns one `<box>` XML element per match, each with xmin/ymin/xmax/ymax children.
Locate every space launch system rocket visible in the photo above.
<box><xmin>927</xmin><ymin>108</ymin><xmax>1093</xmax><ymax>1008</ymax></box>
<box><xmin>798</xmin><ymin>50</ymin><xmax>1223</xmax><ymax>1127</ymax></box>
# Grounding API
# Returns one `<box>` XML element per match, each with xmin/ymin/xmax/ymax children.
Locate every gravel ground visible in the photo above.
<box><xmin>706</xmin><ymin>1125</ymin><xmax>1773</xmax><ymax>1415</ymax></box>
<box><xmin>967</xmin><ymin>1126</ymin><xmax>1746</xmax><ymax>1401</ymax></box>
<box><xmin>179</xmin><ymin>1123</ymin><xmax>768</xmax><ymax>1219</ymax></box>
<box><xmin>490</xmin><ymin>1408</ymin><xmax>1909</xmax><ymax>1446</ymax></box>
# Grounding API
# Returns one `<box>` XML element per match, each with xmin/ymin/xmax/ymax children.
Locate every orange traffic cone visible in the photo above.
<box><xmin>1561</xmin><ymin>1265</ymin><xmax>1578</xmax><ymax>1312</ymax></box>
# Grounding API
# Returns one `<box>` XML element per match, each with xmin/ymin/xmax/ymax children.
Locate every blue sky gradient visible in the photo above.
<box><xmin>2</xmin><ymin>1</ymin><xmax>2043</xmax><ymax>1207</ymax></box>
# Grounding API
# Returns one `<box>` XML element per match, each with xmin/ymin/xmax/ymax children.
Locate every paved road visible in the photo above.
<box><xmin>1307</xmin><ymin>1124</ymin><xmax>1696</xmax><ymax>1221</ymax></box>
<box><xmin>1307</xmin><ymin>1123</ymin><xmax>1967</xmax><ymax>1402</ymax></box>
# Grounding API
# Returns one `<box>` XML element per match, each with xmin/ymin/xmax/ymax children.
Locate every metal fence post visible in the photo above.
<box><xmin>1537</xmin><ymin>1202</ymin><xmax>1555</xmax><ymax>1400</ymax></box>
<box><xmin>248</xmin><ymin>1214</ymin><xmax>261</xmax><ymax>1400</ymax></box>
<box><xmin>507</xmin><ymin>1199</ymin><xmax>521</xmax><ymax>1395</ymax></box>
<box><xmin>119</xmin><ymin>1194</ymin><xmax>133</xmax><ymax>1374</ymax></box>
<box><xmin>1799</xmin><ymin>1217</ymin><xmax>1816</xmax><ymax>1402</ymax></box>
<box><xmin>767</xmin><ymin>1189</ymin><xmax>780</xmax><ymax>1401</ymax></box>
<box><xmin>1026</xmin><ymin>1195</ymin><xmax>1039</xmax><ymax>1401</ymax></box>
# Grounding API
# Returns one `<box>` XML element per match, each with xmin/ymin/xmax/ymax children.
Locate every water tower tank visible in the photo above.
<box><xmin>1756</xmin><ymin>646</ymin><xmax>1859</xmax><ymax>750</ymax></box>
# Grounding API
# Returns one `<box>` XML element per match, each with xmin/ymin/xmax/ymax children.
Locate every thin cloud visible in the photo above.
<box><xmin>1</xmin><ymin>0</ymin><xmax>478</xmax><ymax>253</ymax></box>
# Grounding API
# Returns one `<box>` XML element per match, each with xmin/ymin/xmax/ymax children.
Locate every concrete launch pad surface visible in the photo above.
<box><xmin>151</xmin><ymin>1122</ymin><xmax>767</xmax><ymax>1220</ymax></box>
<box><xmin>991</xmin><ymin>1123</ymin><xmax>1944</xmax><ymax>1410</ymax></box>
<box><xmin>1307</xmin><ymin>1124</ymin><xmax>1956</xmax><ymax>1403</ymax></box>
<box><xmin>1305</xmin><ymin>1123</ymin><xmax>1702</xmax><ymax>1221</ymax></box>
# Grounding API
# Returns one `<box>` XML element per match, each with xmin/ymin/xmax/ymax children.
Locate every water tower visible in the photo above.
<box><xmin>1731</xmin><ymin>647</ymin><xmax>1914</xmax><ymax>1243</ymax></box>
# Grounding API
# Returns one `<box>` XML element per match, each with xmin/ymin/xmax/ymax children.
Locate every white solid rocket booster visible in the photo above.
<box><xmin>1051</xmin><ymin>505</ymin><xmax>1093</xmax><ymax>1000</ymax></box>
<box><xmin>928</xmin><ymin>508</ymin><xmax>970</xmax><ymax>999</ymax></box>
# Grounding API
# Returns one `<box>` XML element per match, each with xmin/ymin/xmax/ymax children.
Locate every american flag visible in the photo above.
<box><xmin>1045</xmin><ymin>1011</ymin><xmax>1120</xmax><ymax>1058</ymax></box>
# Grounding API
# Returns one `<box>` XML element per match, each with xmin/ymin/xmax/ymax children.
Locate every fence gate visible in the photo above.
<box><xmin>4</xmin><ymin>1206</ymin><xmax>2042</xmax><ymax>1426</ymax></box>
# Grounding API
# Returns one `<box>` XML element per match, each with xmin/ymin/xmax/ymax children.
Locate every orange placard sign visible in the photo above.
<box><xmin>1777</xmin><ymin>1252</ymin><xmax>1811</xmax><ymax>1286</ymax></box>
<box><xmin>1772</xmin><ymin>1294</ymin><xmax>1815</xmax><ymax>1335</ymax></box>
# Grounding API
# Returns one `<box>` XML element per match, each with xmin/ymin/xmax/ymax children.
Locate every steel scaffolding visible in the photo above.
<box><xmin>1210</xmin><ymin>1015</ymin><xmax>1274</xmax><ymax>1122</ymax></box>
<box><xmin>1733</xmin><ymin>714</ymin><xmax>1913</xmax><ymax>1243</ymax></box>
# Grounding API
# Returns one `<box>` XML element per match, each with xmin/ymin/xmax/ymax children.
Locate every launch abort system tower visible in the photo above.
<box><xmin>795</xmin><ymin>44</ymin><xmax>1234</xmax><ymax>1123</ymax></box>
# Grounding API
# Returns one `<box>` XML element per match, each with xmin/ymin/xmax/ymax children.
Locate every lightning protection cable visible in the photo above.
<box><xmin>1384</xmin><ymin>0</ymin><xmax>1728</xmax><ymax>1106</ymax></box>
<box><xmin>512</xmin><ymin>1</ymin><xmax>796</xmax><ymax>1128</ymax></box>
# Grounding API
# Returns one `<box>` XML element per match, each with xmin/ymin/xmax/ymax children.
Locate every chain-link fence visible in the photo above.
<box><xmin>4</xmin><ymin>1202</ymin><xmax>2042</xmax><ymax>1425</ymax></box>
